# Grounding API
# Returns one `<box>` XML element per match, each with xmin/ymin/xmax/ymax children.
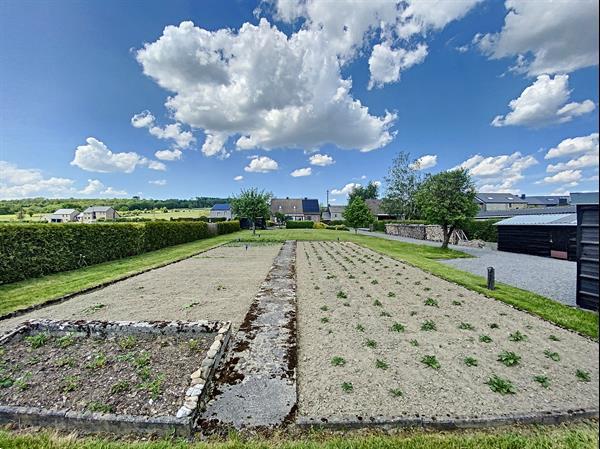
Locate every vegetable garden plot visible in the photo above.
<box><xmin>296</xmin><ymin>241</ymin><xmax>598</xmax><ymax>426</ymax></box>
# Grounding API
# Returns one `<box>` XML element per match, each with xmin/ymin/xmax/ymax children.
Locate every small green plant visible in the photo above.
<box><xmin>387</xmin><ymin>292</ymin><xmax>396</xmax><ymax>298</ymax></box>
<box><xmin>371</xmin><ymin>279</ymin><xmax>378</xmax><ymax>285</ymax></box>
<box><xmin>320</xmin><ymin>317</ymin><xmax>330</xmax><ymax>323</ymax></box>
<box><xmin>424</xmin><ymin>298</ymin><xmax>438</xmax><ymax>307</ymax></box>
<box><xmin>139</xmin><ymin>374</ymin><xmax>165</xmax><ymax>400</ymax></box>
<box><xmin>489</xmin><ymin>323</ymin><xmax>499</xmax><ymax>329</ymax></box>
<box><xmin>452</xmin><ymin>300</ymin><xmax>462</xmax><ymax>306</ymax></box>
<box><xmin>380</xmin><ymin>311</ymin><xmax>391</xmax><ymax>317</ymax></box>
<box><xmin>56</xmin><ymin>333</ymin><xmax>76</xmax><ymax>348</ymax></box>
<box><xmin>87</xmin><ymin>401</ymin><xmax>114</xmax><ymax>413</ymax></box>
<box><xmin>336</xmin><ymin>291</ymin><xmax>347</xmax><ymax>299</ymax></box>
<box><xmin>391</xmin><ymin>322</ymin><xmax>405</xmax><ymax>332</ymax></box>
<box><xmin>365</xmin><ymin>339</ymin><xmax>377</xmax><ymax>348</ymax></box>
<box><xmin>423</xmin><ymin>287</ymin><xmax>431</xmax><ymax>292</ymax></box>
<box><xmin>55</xmin><ymin>356</ymin><xmax>76</xmax><ymax>368</ymax></box>
<box><xmin>509</xmin><ymin>331</ymin><xmax>528</xmax><ymax>342</ymax></box>
<box><xmin>410</xmin><ymin>311</ymin><xmax>418</xmax><ymax>316</ymax></box>
<box><xmin>486</xmin><ymin>375</ymin><xmax>516</xmax><ymax>395</ymax></box>
<box><xmin>543</xmin><ymin>350</ymin><xmax>560</xmax><ymax>362</ymax></box>
<box><xmin>320</xmin><ymin>305</ymin><xmax>329</xmax><ymax>311</ymax></box>
<box><xmin>498</xmin><ymin>351</ymin><xmax>521</xmax><ymax>367</ymax></box>
<box><xmin>479</xmin><ymin>335</ymin><xmax>493</xmax><ymax>343</ymax></box>
<box><xmin>373</xmin><ymin>299</ymin><xmax>383</xmax><ymax>307</ymax></box>
<box><xmin>458</xmin><ymin>322</ymin><xmax>474</xmax><ymax>330</ymax></box>
<box><xmin>576</xmin><ymin>369</ymin><xmax>591</xmax><ymax>382</ymax></box>
<box><xmin>111</xmin><ymin>380</ymin><xmax>131</xmax><ymax>394</ymax></box>
<box><xmin>421</xmin><ymin>355</ymin><xmax>441</xmax><ymax>370</ymax></box>
<box><xmin>343</xmin><ymin>302</ymin><xmax>350</xmax><ymax>307</ymax></box>
<box><xmin>0</xmin><ymin>375</ymin><xmax>14</xmax><ymax>388</ymax></box>
<box><xmin>314</xmin><ymin>286</ymin><xmax>320</xmax><ymax>290</ymax></box>
<box><xmin>375</xmin><ymin>359</ymin><xmax>389</xmax><ymax>370</ymax></box>
<box><xmin>356</xmin><ymin>324</ymin><xmax>365</xmax><ymax>332</ymax></box>
<box><xmin>533</xmin><ymin>375</ymin><xmax>550</xmax><ymax>388</ymax></box>
<box><xmin>389</xmin><ymin>388</ymin><xmax>403</xmax><ymax>397</ymax></box>
<box><xmin>464</xmin><ymin>357</ymin><xmax>478</xmax><ymax>367</ymax></box>
<box><xmin>24</xmin><ymin>333</ymin><xmax>49</xmax><ymax>349</ymax></box>
<box><xmin>137</xmin><ymin>366</ymin><xmax>151</xmax><ymax>381</ymax></box>
<box><xmin>341</xmin><ymin>382</ymin><xmax>353</xmax><ymax>393</ymax></box>
<box><xmin>62</xmin><ymin>375</ymin><xmax>79</xmax><ymax>393</ymax></box>
<box><xmin>15</xmin><ymin>372</ymin><xmax>32</xmax><ymax>391</ymax></box>
<box><xmin>133</xmin><ymin>351</ymin><xmax>151</xmax><ymax>369</ymax></box>
<box><xmin>118</xmin><ymin>336</ymin><xmax>137</xmax><ymax>350</ymax></box>
<box><xmin>331</xmin><ymin>356</ymin><xmax>346</xmax><ymax>366</ymax></box>
<box><xmin>409</xmin><ymin>339</ymin><xmax>419</xmax><ymax>347</ymax></box>
<box><xmin>421</xmin><ymin>320</ymin><xmax>436</xmax><ymax>331</ymax></box>
<box><xmin>548</xmin><ymin>334</ymin><xmax>561</xmax><ymax>341</ymax></box>
<box><xmin>84</xmin><ymin>303</ymin><xmax>105</xmax><ymax>314</ymax></box>
<box><xmin>86</xmin><ymin>353</ymin><xmax>107</xmax><ymax>370</ymax></box>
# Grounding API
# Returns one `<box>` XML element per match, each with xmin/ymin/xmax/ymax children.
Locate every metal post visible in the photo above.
<box><xmin>487</xmin><ymin>267</ymin><xmax>495</xmax><ymax>290</ymax></box>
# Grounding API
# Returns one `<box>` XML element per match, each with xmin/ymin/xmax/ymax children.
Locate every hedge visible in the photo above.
<box><xmin>0</xmin><ymin>221</ymin><xmax>240</xmax><ymax>285</ymax></box>
<box><xmin>461</xmin><ymin>219</ymin><xmax>500</xmax><ymax>242</ymax></box>
<box><xmin>216</xmin><ymin>220</ymin><xmax>241</xmax><ymax>235</ymax></box>
<box><xmin>286</xmin><ymin>221</ymin><xmax>314</xmax><ymax>229</ymax></box>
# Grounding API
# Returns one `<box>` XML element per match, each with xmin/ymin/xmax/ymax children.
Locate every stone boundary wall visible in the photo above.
<box><xmin>385</xmin><ymin>224</ymin><xmax>461</xmax><ymax>245</ymax></box>
<box><xmin>0</xmin><ymin>319</ymin><xmax>231</xmax><ymax>436</ymax></box>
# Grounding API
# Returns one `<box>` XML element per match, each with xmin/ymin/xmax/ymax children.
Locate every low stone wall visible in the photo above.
<box><xmin>385</xmin><ymin>224</ymin><xmax>461</xmax><ymax>245</ymax></box>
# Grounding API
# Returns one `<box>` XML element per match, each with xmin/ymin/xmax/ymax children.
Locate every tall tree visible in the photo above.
<box><xmin>348</xmin><ymin>181</ymin><xmax>379</xmax><ymax>203</ymax></box>
<box><xmin>415</xmin><ymin>169</ymin><xmax>479</xmax><ymax>249</ymax></box>
<box><xmin>381</xmin><ymin>151</ymin><xmax>423</xmax><ymax>220</ymax></box>
<box><xmin>343</xmin><ymin>197</ymin><xmax>375</xmax><ymax>234</ymax></box>
<box><xmin>230</xmin><ymin>188</ymin><xmax>272</xmax><ymax>235</ymax></box>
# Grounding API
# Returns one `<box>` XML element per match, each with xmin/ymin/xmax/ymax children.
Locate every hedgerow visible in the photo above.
<box><xmin>216</xmin><ymin>220</ymin><xmax>241</xmax><ymax>235</ymax></box>
<box><xmin>286</xmin><ymin>221</ymin><xmax>314</xmax><ymax>229</ymax></box>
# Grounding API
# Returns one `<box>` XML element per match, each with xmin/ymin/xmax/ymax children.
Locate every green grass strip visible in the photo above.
<box><xmin>0</xmin><ymin>422</ymin><xmax>597</xmax><ymax>449</ymax></box>
<box><xmin>0</xmin><ymin>232</ymin><xmax>242</xmax><ymax>316</ymax></box>
<box><xmin>238</xmin><ymin>229</ymin><xmax>598</xmax><ymax>339</ymax></box>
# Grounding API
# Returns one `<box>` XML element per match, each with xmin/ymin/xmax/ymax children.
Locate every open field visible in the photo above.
<box><xmin>119</xmin><ymin>208</ymin><xmax>210</xmax><ymax>220</ymax></box>
<box><xmin>296</xmin><ymin>241</ymin><xmax>598</xmax><ymax>421</ymax></box>
<box><xmin>0</xmin><ymin>213</ymin><xmax>46</xmax><ymax>222</ymax></box>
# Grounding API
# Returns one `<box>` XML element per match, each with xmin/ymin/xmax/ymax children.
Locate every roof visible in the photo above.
<box><xmin>524</xmin><ymin>196</ymin><xmax>568</xmax><ymax>206</ymax></box>
<box><xmin>83</xmin><ymin>206</ymin><xmax>113</xmax><ymax>213</ymax></box>
<box><xmin>570</xmin><ymin>192</ymin><xmax>599</xmax><ymax>205</ymax></box>
<box><xmin>328</xmin><ymin>205</ymin><xmax>346</xmax><ymax>213</ymax></box>
<box><xmin>475</xmin><ymin>193</ymin><xmax>527</xmax><ymax>204</ymax></box>
<box><xmin>302</xmin><ymin>198</ymin><xmax>320</xmax><ymax>214</ymax></box>
<box><xmin>211</xmin><ymin>203</ymin><xmax>231</xmax><ymax>211</ymax></box>
<box><xmin>496</xmin><ymin>213</ymin><xmax>577</xmax><ymax>226</ymax></box>
<box><xmin>54</xmin><ymin>208</ymin><xmax>78</xmax><ymax>214</ymax></box>
<box><xmin>476</xmin><ymin>205</ymin><xmax>576</xmax><ymax>219</ymax></box>
<box><xmin>365</xmin><ymin>199</ymin><xmax>384</xmax><ymax>215</ymax></box>
<box><xmin>271</xmin><ymin>198</ymin><xmax>319</xmax><ymax>215</ymax></box>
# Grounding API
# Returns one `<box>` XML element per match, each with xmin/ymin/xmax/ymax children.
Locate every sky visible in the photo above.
<box><xmin>0</xmin><ymin>0</ymin><xmax>598</xmax><ymax>204</ymax></box>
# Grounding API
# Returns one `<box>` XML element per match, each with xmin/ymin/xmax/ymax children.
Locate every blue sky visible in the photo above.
<box><xmin>0</xmin><ymin>0</ymin><xmax>598</xmax><ymax>204</ymax></box>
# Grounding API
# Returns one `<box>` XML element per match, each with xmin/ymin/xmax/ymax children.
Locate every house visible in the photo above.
<box><xmin>495</xmin><ymin>213</ymin><xmax>577</xmax><ymax>260</ymax></box>
<box><xmin>475</xmin><ymin>193</ymin><xmax>528</xmax><ymax>211</ymax></box>
<box><xmin>46</xmin><ymin>208</ymin><xmax>79</xmax><ymax>223</ymax></box>
<box><xmin>209</xmin><ymin>203</ymin><xmax>233</xmax><ymax>220</ymax></box>
<box><xmin>523</xmin><ymin>195</ymin><xmax>569</xmax><ymax>208</ymax></box>
<box><xmin>365</xmin><ymin>199</ymin><xmax>396</xmax><ymax>221</ymax></box>
<box><xmin>81</xmin><ymin>206</ymin><xmax>118</xmax><ymax>223</ymax></box>
<box><xmin>270</xmin><ymin>198</ymin><xmax>321</xmax><ymax>222</ymax></box>
<box><xmin>476</xmin><ymin>205</ymin><xmax>575</xmax><ymax>220</ymax></box>
<box><xmin>322</xmin><ymin>205</ymin><xmax>346</xmax><ymax>222</ymax></box>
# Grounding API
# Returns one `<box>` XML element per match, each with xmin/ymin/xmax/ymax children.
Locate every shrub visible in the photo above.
<box><xmin>313</xmin><ymin>221</ymin><xmax>327</xmax><ymax>229</ymax></box>
<box><xmin>461</xmin><ymin>219</ymin><xmax>500</xmax><ymax>242</ymax></box>
<box><xmin>143</xmin><ymin>221</ymin><xmax>210</xmax><ymax>251</ymax></box>
<box><xmin>216</xmin><ymin>220</ymin><xmax>240</xmax><ymax>235</ymax></box>
<box><xmin>286</xmin><ymin>220</ymin><xmax>314</xmax><ymax>229</ymax></box>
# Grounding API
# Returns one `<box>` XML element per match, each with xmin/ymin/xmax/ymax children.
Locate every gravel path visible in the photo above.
<box><xmin>296</xmin><ymin>241</ymin><xmax>598</xmax><ymax>422</ymax></box>
<box><xmin>0</xmin><ymin>243</ymin><xmax>281</xmax><ymax>334</ymax></box>
<box><xmin>357</xmin><ymin>230</ymin><xmax>576</xmax><ymax>306</ymax></box>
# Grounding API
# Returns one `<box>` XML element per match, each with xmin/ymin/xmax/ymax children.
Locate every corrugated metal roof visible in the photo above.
<box><xmin>496</xmin><ymin>213</ymin><xmax>577</xmax><ymax>226</ymax></box>
<box><xmin>476</xmin><ymin>205</ymin><xmax>576</xmax><ymax>219</ymax></box>
<box><xmin>475</xmin><ymin>193</ymin><xmax>527</xmax><ymax>204</ymax></box>
<box><xmin>570</xmin><ymin>192</ymin><xmax>599</xmax><ymax>205</ymax></box>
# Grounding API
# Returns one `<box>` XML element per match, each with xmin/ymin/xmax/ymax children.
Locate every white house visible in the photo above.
<box><xmin>46</xmin><ymin>208</ymin><xmax>79</xmax><ymax>223</ymax></box>
<box><xmin>81</xmin><ymin>206</ymin><xmax>119</xmax><ymax>223</ymax></box>
<box><xmin>209</xmin><ymin>203</ymin><xmax>233</xmax><ymax>220</ymax></box>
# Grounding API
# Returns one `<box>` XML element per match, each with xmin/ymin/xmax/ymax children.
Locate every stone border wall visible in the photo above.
<box><xmin>0</xmin><ymin>319</ymin><xmax>231</xmax><ymax>436</ymax></box>
<box><xmin>385</xmin><ymin>224</ymin><xmax>461</xmax><ymax>245</ymax></box>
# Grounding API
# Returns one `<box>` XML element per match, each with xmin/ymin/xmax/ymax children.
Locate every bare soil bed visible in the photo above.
<box><xmin>296</xmin><ymin>241</ymin><xmax>599</xmax><ymax>422</ymax></box>
<box><xmin>0</xmin><ymin>243</ymin><xmax>281</xmax><ymax>334</ymax></box>
<box><xmin>0</xmin><ymin>328</ymin><xmax>213</xmax><ymax>417</ymax></box>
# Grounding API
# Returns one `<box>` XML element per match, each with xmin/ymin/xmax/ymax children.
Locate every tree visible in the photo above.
<box><xmin>343</xmin><ymin>197</ymin><xmax>374</xmax><ymax>234</ymax></box>
<box><xmin>414</xmin><ymin>169</ymin><xmax>479</xmax><ymax>249</ymax></box>
<box><xmin>348</xmin><ymin>181</ymin><xmax>379</xmax><ymax>203</ymax></box>
<box><xmin>230</xmin><ymin>188</ymin><xmax>272</xmax><ymax>235</ymax></box>
<box><xmin>381</xmin><ymin>151</ymin><xmax>423</xmax><ymax>220</ymax></box>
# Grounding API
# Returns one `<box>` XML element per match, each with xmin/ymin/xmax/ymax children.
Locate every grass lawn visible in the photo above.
<box><xmin>120</xmin><ymin>208</ymin><xmax>210</xmax><ymax>220</ymax></box>
<box><xmin>0</xmin><ymin>421</ymin><xmax>597</xmax><ymax>449</ymax></box>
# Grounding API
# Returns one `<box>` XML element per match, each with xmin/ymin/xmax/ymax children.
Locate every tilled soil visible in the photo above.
<box><xmin>296</xmin><ymin>241</ymin><xmax>599</xmax><ymax>421</ymax></box>
<box><xmin>0</xmin><ymin>331</ymin><xmax>213</xmax><ymax>416</ymax></box>
<box><xmin>0</xmin><ymin>243</ymin><xmax>282</xmax><ymax>334</ymax></box>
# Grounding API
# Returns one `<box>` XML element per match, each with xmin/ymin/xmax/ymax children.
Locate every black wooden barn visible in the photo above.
<box><xmin>576</xmin><ymin>204</ymin><xmax>599</xmax><ymax>311</ymax></box>
<box><xmin>495</xmin><ymin>214</ymin><xmax>577</xmax><ymax>260</ymax></box>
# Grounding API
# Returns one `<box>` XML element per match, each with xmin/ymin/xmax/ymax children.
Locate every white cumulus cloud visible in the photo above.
<box><xmin>410</xmin><ymin>154</ymin><xmax>438</xmax><ymax>170</ymax></box>
<box><xmin>244</xmin><ymin>156</ymin><xmax>279</xmax><ymax>173</ymax></box>
<box><xmin>491</xmin><ymin>75</ymin><xmax>595</xmax><ymax>128</ymax></box>
<box><xmin>234</xmin><ymin>175</ymin><xmax>244</xmax><ymax>181</ymax></box>
<box><xmin>545</xmin><ymin>133</ymin><xmax>599</xmax><ymax>159</ymax></box>
<box><xmin>79</xmin><ymin>179</ymin><xmax>105</xmax><ymax>195</ymax></box>
<box><xmin>149</xmin><ymin>179</ymin><xmax>167</xmax><ymax>186</ymax></box>
<box><xmin>102</xmin><ymin>186</ymin><xmax>129</xmax><ymax>196</ymax></box>
<box><xmin>0</xmin><ymin>161</ymin><xmax>75</xmax><ymax>199</ymax></box>
<box><xmin>309</xmin><ymin>153</ymin><xmax>334</xmax><ymax>166</ymax></box>
<box><xmin>330</xmin><ymin>182</ymin><xmax>362</xmax><ymax>196</ymax></box>
<box><xmin>542</xmin><ymin>169</ymin><xmax>582</xmax><ymax>185</ymax></box>
<box><xmin>290</xmin><ymin>167</ymin><xmax>312</xmax><ymax>177</ymax></box>
<box><xmin>154</xmin><ymin>149</ymin><xmax>182</xmax><ymax>161</ymax></box>
<box><xmin>131</xmin><ymin>110</ymin><xmax>195</xmax><ymax>149</ymax></box>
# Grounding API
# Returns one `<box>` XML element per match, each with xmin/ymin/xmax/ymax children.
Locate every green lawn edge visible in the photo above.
<box><xmin>238</xmin><ymin>229</ymin><xmax>599</xmax><ymax>339</ymax></box>
<box><xmin>1</xmin><ymin>421</ymin><xmax>598</xmax><ymax>449</ymax></box>
<box><xmin>0</xmin><ymin>232</ymin><xmax>243</xmax><ymax>316</ymax></box>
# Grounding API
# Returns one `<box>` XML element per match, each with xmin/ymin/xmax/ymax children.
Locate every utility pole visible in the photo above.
<box><xmin>326</xmin><ymin>189</ymin><xmax>329</xmax><ymax>206</ymax></box>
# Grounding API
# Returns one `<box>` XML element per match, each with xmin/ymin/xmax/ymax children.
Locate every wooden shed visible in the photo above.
<box><xmin>495</xmin><ymin>214</ymin><xmax>577</xmax><ymax>260</ymax></box>
<box><xmin>576</xmin><ymin>204</ymin><xmax>599</xmax><ymax>311</ymax></box>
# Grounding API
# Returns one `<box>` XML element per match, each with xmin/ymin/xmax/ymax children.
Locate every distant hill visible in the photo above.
<box><xmin>0</xmin><ymin>197</ymin><xmax>230</xmax><ymax>214</ymax></box>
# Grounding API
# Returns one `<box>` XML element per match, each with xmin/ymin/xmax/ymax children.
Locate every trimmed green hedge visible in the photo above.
<box><xmin>286</xmin><ymin>221</ymin><xmax>315</xmax><ymax>229</ymax></box>
<box><xmin>0</xmin><ymin>221</ymin><xmax>239</xmax><ymax>285</ymax></box>
<box><xmin>462</xmin><ymin>219</ymin><xmax>499</xmax><ymax>242</ymax></box>
<box><xmin>216</xmin><ymin>220</ymin><xmax>241</xmax><ymax>235</ymax></box>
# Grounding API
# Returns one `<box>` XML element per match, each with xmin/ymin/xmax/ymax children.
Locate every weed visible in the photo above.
<box><xmin>118</xmin><ymin>336</ymin><xmax>137</xmax><ymax>350</ymax></box>
<box><xmin>576</xmin><ymin>369</ymin><xmax>591</xmax><ymax>382</ymax></box>
<box><xmin>371</xmin><ymin>279</ymin><xmax>378</xmax><ymax>285</ymax></box>
<box><xmin>486</xmin><ymin>375</ymin><xmax>516</xmax><ymax>395</ymax></box>
<box><xmin>489</xmin><ymin>323</ymin><xmax>499</xmax><ymax>329</ymax></box>
<box><xmin>86</xmin><ymin>353</ymin><xmax>107</xmax><ymax>370</ymax></box>
<box><xmin>380</xmin><ymin>311</ymin><xmax>392</xmax><ymax>317</ymax></box>
<box><xmin>391</xmin><ymin>322</ymin><xmax>405</xmax><ymax>332</ymax></box>
<box><xmin>56</xmin><ymin>333</ymin><xmax>76</xmax><ymax>348</ymax></box>
<box><xmin>498</xmin><ymin>351</ymin><xmax>521</xmax><ymax>367</ymax></box>
<box><xmin>133</xmin><ymin>351</ymin><xmax>151</xmax><ymax>369</ymax></box>
<box><xmin>330</xmin><ymin>356</ymin><xmax>346</xmax><ymax>366</ymax></box>
<box><xmin>421</xmin><ymin>355</ymin><xmax>441</xmax><ymax>370</ymax></box>
<box><xmin>464</xmin><ymin>357</ymin><xmax>478</xmax><ymax>367</ymax></box>
<box><xmin>314</xmin><ymin>286</ymin><xmax>320</xmax><ymax>290</ymax></box>
<box><xmin>343</xmin><ymin>302</ymin><xmax>351</xmax><ymax>307</ymax></box>
<box><xmin>356</xmin><ymin>324</ymin><xmax>365</xmax><ymax>332</ymax></box>
<box><xmin>0</xmin><ymin>375</ymin><xmax>14</xmax><ymax>388</ymax></box>
<box><xmin>458</xmin><ymin>322</ymin><xmax>475</xmax><ymax>331</ymax></box>
<box><xmin>336</xmin><ymin>291</ymin><xmax>347</xmax><ymax>299</ymax></box>
<box><xmin>549</xmin><ymin>334</ymin><xmax>561</xmax><ymax>341</ymax></box>
<box><xmin>24</xmin><ymin>333</ymin><xmax>49</xmax><ymax>349</ymax></box>
<box><xmin>84</xmin><ymin>303</ymin><xmax>105</xmax><ymax>314</ymax></box>
<box><xmin>341</xmin><ymin>382</ymin><xmax>353</xmax><ymax>393</ymax></box>
<box><xmin>452</xmin><ymin>300</ymin><xmax>463</xmax><ymax>306</ymax></box>
<box><xmin>55</xmin><ymin>356</ymin><xmax>76</xmax><ymax>368</ymax></box>
<box><xmin>62</xmin><ymin>375</ymin><xmax>79</xmax><ymax>393</ymax></box>
<box><xmin>87</xmin><ymin>401</ymin><xmax>114</xmax><ymax>413</ymax></box>
<box><xmin>348</xmin><ymin>274</ymin><xmax>355</xmax><ymax>279</ymax></box>
<box><xmin>410</xmin><ymin>311</ymin><xmax>418</xmax><ymax>316</ymax></box>
<box><xmin>424</xmin><ymin>298</ymin><xmax>438</xmax><ymax>307</ymax></box>
<box><xmin>387</xmin><ymin>292</ymin><xmax>396</xmax><ymax>298</ymax></box>
<box><xmin>409</xmin><ymin>339</ymin><xmax>419</xmax><ymax>347</ymax></box>
<box><xmin>509</xmin><ymin>331</ymin><xmax>528</xmax><ymax>342</ymax></box>
<box><xmin>137</xmin><ymin>366</ymin><xmax>151</xmax><ymax>381</ymax></box>
<box><xmin>15</xmin><ymin>372</ymin><xmax>32</xmax><ymax>391</ymax></box>
<box><xmin>533</xmin><ymin>375</ymin><xmax>550</xmax><ymax>388</ymax></box>
<box><xmin>320</xmin><ymin>305</ymin><xmax>329</xmax><ymax>311</ymax></box>
<box><xmin>320</xmin><ymin>317</ymin><xmax>330</xmax><ymax>323</ymax></box>
<box><xmin>139</xmin><ymin>374</ymin><xmax>165</xmax><ymax>400</ymax></box>
<box><xmin>479</xmin><ymin>335</ymin><xmax>493</xmax><ymax>343</ymax></box>
<box><xmin>389</xmin><ymin>388</ymin><xmax>403</xmax><ymax>397</ymax></box>
<box><xmin>543</xmin><ymin>350</ymin><xmax>560</xmax><ymax>362</ymax></box>
<box><xmin>375</xmin><ymin>359</ymin><xmax>389</xmax><ymax>370</ymax></box>
<box><xmin>423</xmin><ymin>287</ymin><xmax>431</xmax><ymax>292</ymax></box>
<box><xmin>421</xmin><ymin>320</ymin><xmax>437</xmax><ymax>331</ymax></box>
<box><xmin>365</xmin><ymin>339</ymin><xmax>377</xmax><ymax>348</ymax></box>
<box><xmin>373</xmin><ymin>299</ymin><xmax>383</xmax><ymax>307</ymax></box>
<box><xmin>110</xmin><ymin>380</ymin><xmax>131</xmax><ymax>394</ymax></box>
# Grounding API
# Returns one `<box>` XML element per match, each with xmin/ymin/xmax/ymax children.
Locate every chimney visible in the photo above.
<box><xmin>520</xmin><ymin>194</ymin><xmax>526</xmax><ymax>200</ymax></box>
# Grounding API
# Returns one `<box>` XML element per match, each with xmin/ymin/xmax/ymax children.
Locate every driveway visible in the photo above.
<box><xmin>357</xmin><ymin>230</ymin><xmax>576</xmax><ymax>307</ymax></box>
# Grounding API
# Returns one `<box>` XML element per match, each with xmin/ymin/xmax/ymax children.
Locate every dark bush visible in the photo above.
<box><xmin>286</xmin><ymin>221</ymin><xmax>315</xmax><ymax>229</ymax></box>
<box><xmin>143</xmin><ymin>221</ymin><xmax>210</xmax><ymax>252</ymax></box>
<box><xmin>461</xmin><ymin>219</ymin><xmax>499</xmax><ymax>242</ymax></box>
<box><xmin>216</xmin><ymin>220</ymin><xmax>240</xmax><ymax>235</ymax></box>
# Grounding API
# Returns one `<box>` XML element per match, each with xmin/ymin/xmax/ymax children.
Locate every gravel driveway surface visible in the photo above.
<box><xmin>357</xmin><ymin>230</ymin><xmax>576</xmax><ymax>306</ymax></box>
